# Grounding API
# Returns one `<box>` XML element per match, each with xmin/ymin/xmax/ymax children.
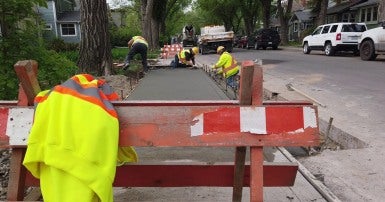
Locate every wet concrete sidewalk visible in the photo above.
<box><xmin>115</xmin><ymin>67</ymin><xmax>328</xmax><ymax>201</ymax></box>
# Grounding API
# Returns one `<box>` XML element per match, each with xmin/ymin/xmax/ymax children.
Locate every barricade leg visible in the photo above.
<box><xmin>7</xmin><ymin>148</ymin><xmax>27</xmax><ymax>201</ymax></box>
<box><xmin>250</xmin><ymin>147</ymin><xmax>264</xmax><ymax>202</ymax></box>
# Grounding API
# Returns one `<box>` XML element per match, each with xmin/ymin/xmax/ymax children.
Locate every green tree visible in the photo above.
<box><xmin>0</xmin><ymin>0</ymin><xmax>77</xmax><ymax>100</ymax></box>
<box><xmin>240</xmin><ymin>0</ymin><xmax>261</xmax><ymax>35</ymax></box>
<box><xmin>196</xmin><ymin>0</ymin><xmax>241</xmax><ymax>31</ymax></box>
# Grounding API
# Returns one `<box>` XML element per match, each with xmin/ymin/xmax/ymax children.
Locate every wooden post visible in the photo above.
<box><xmin>7</xmin><ymin>60</ymin><xmax>41</xmax><ymax>200</ymax></box>
<box><xmin>233</xmin><ymin>61</ymin><xmax>260</xmax><ymax>201</ymax></box>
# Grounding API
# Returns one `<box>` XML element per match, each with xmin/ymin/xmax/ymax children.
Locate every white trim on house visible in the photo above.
<box><xmin>52</xmin><ymin>1</ymin><xmax>58</xmax><ymax>37</ymax></box>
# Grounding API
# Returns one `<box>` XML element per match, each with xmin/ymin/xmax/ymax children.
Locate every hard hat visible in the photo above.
<box><xmin>192</xmin><ymin>47</ymin><xmax>199</xmax><ymax>55</ymax></box>
<box><xmin>217</xmin><ymin>46</ymin><xmax>225</xmax><ymax>54</ymax></box>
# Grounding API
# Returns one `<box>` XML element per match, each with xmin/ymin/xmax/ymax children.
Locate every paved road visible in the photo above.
<box><xmin>198</xmin><ymin>47</ymin><xmax>385</xmax><ymax>202</ymax></box>
<box><xmin>117</xmin><ymin>67</ymin><xmax>327</xmax><ymax>201</ymax></box>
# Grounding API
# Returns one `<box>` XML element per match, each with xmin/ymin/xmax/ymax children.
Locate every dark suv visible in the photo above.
<box><xmin>248</xmin><ymin>28</ymin><xmax>281</xmax><ymax>50</ymax></box>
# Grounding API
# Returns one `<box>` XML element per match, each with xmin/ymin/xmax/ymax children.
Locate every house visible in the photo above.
<box><xmin>351</xmin><ymin>0</ymin><xmax>381</xmax><ymax>28</ymax></box>
<box><xmin>326</xmin><ymin>0</ymin><xmax>366</xmax><ymax>23</ymax></box>
<box><xmin>36</xmin><ymin>0</ymin><xmax>81</xmax><ymax>43</ymax></box>
<box><xmin>289</xmin><ymin>9</ymin><xmax>316</xmax><ymax>41</ymax></box>
<box><xmin>288</xmin><ymin>0</ymin><xmax>382</xmax><ymax>42</ymax></box>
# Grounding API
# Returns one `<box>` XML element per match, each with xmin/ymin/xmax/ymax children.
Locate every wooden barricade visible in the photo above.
<box><xmin>0</xmin><ymin>60</ymin><xmax>320</xmax><ymax>201</ymax></box>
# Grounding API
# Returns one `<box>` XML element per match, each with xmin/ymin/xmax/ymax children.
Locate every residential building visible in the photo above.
<box><xmin>351</xmin><ymin>0</ymin><xmax>380</xmax><ymax>28</ymax></box>
<box><xmin>36</xmin><ymin>0</ymin><xmax>81</xmax><ymax>43</ymax></box>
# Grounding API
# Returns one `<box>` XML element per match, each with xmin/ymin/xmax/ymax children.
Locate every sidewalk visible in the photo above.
<box><xmin>117</xmin><ymin>68</ymin><xmax>327</xmax><ymax>201</ymax></box>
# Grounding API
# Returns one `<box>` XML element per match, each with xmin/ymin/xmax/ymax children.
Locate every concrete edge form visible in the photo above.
<box><xmin>277</xmin><ymin>147</ymin><xmax>342</xmax><ymax>202</ymax></box>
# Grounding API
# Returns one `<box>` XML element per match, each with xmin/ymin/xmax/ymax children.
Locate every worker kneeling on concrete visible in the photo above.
<box><xmin>212</xmin><ymin>46</ymin><xmax>240</xmax><ymax>88</ymax></box>
<box><xmin>171</xmin><ymin>47</ymin><xmax>199</xmax><ymax>68</ymax></box>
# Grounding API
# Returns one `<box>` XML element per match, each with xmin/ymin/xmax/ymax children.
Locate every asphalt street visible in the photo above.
<box><xmin>197</xmin><ymin>47</ymin><xmax>385</xmax><ymax>202</ymax></box>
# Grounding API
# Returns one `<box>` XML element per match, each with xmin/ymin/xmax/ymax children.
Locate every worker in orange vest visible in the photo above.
<box><xmin>171</xmin><ymin>47</ymin><xmax>199</xmax><ymax>69</ymax></box>
<box><xmin>212</xmin><ymin>46</ymin><xmax>240</xmax><ymax>89</ymax></box>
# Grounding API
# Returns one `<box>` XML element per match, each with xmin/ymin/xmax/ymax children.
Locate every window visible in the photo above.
<box><xmin>361</xmin><ymin>8</ymin><xmax>366</xmax><ymax>22</ymax></box>
<box><xmin>322</xmin><ymin>26</ymin><xmax>330</xmax><ymax>34</ymax></box>
<box><xmin>342</xmin><ymin>13</ymin><xmax>349</xmax><ymax>22</ymax></box>
<box><xmin>312</xmin><ymin>27</ymin><xmax>322</xmax><ymax>35</ymax></box>
<box><xmin>366</xmin><ymin>7</ymin><xmax>372</xmax><ymax>21</ymax></box>
<box><xmin>342</xmin><ymin>13</ymin><xmax>356</xmax><ymax>22</ymax></box>
<box><xmin>350</xmin><ymin>13</ymin><xmax>356</xmax><ymax>22</ymax></box>
<box><xmin>360</xmin><ymin>6</ymin><xmax>379</xmax><ymax>23</ymax></box>
<box><xmin>373</xmin><ymin>6</ymin><xmax>378</xmax><ymax>21</ymax></box>
<box><xmin>61</xmin><ymin>24</ymin><xmax>76</xmax><ymax>36</ymax></box>
<box><xmin>44</xmin><ymin>24</ymin><xmax>52</xmax><ymax>30</ymax></box>
<box><xmin>330</xmin><ymin>25</ymin><xmax>338</xmax><ymax>33</ymax></box>
<box><xmin>293</xmin><ymin>23</ymin><xmax>298</xmax><ymax>32</ymax></box>
<box><xmin>342</xmin><ymin>24</ymin><xmax>366</xmax><ymax>32</ymax></box>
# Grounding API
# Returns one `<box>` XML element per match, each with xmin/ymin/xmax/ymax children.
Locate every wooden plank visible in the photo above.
<box><xmin>2</xmin><ymin>105</ymin><xmax>319</xmax><ymax>147</ymax></box>
<box><xmin>250</xmin><ymin>147</ymin><xmax>264</xmax><ymax>202</ymax></box>
<box><xmin>234</xmin><ymin>61</ymin><xmax>257</xmax><ymax>202</ymax></box>
<box><xmin>7</xmin><ymin>148</ymin><xmax>27</xmax><ymax>201</ymax></box>
<box><xmin>13</xmin><ymin>60</ymin><xmax>41</xmax><ymax>106</ymax></box>
<box><xmin>24</xmin><ymin>163</ymin><xmax>298</xmax><ymax>187</ymax></box>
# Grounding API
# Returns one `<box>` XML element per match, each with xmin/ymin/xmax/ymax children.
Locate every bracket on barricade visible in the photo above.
<box><xmin>0</xmin><ymin>60</ymin><xmax>320</xmax><ymax>201</ymax></box>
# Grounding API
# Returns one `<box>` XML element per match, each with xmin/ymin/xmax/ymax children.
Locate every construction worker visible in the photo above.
<box><xmin>122</xmin><ymin>36</ymin><xmax>148</xmax><ymax>72</ymax></box>
<box><xmin>212</xmin><ymin>46</ymin><xmax>240</xmax><ymax>89</ymax></box>
<box><xmin>171</xmin><ymin>47</ymin><xmax>199</xmax><ymax>68</ymax></box>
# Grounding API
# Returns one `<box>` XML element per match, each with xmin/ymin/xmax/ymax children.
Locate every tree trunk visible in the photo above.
<box><xmin>260</xmin><ymin>0</ymin><xmax>271</xmax><ymax>28</ymax></box>
<box><xmin>77</xmin><ymin>0</ymin><xmax>112</xmax><ymax>76</ymax></box>
<box><xmin>379</xmin><ymin>0</ymin><xmax>385</xmax><ymax>22</ymax></box>
<box><xmin>277</xmin><ymin>0</ymin><xmax>293</xmax><ymax>45</ymax></box>
<box><xmin>241</xmin><ymin>0</ymin><xmax>260</xmax><ymax>36</ymax></box>
<box><xmin>317</xmin><ymin>0</ymin><xmax>328</xmax><ymax>25</ymax></box>
<box><xmin>141</xmin><ymin>0</ymin><xmax>155</xmax><ymax>49</ymax></box>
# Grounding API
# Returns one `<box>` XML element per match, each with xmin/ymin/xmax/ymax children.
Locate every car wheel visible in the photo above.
<box><xmin>360</xmin><ymin>40</ymin><xmax>377</xmax><ymax>61</ymax></box>
<box><xmin>254</xmin><ymin>42</ymin><xmax>259</xmax><ymax>50</ymax></box>
<box><xmin>324</xmin><ymin>43</ymin><xmax>335</xmax><ymax>56</ymax></box>
<box><xmin>262</xmin><ymin>46</ymin><xmax>267</xmax><ymax>50</ymax></box>
<box><xmin>303</xmin><ymin>42</ymin><xmax>311</xmax><ymax>54</ymax></box>
<box><xmin>272</xmin><ymin>45</ymin><xmax>278</xmax><ymax>50</ymax></box>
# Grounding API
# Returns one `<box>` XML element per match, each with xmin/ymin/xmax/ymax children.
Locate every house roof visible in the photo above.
<box><xmin>351</xmin><ymin>0</ymin><xmax>379</xmax><ymax>9</ymax></box>
<box><xmin>57</xmin><ymin>11</ymin><xmax>80</xmax><ymax>22</ymax></box>
<box><xmin>293</xmin><ymin>9</ymin><xmax>316</xmax><ymax>22</ymax></box>
<box><xmin>327</xmin><ymin>0</ymin><xmax>365</xmax><ymax>15</ymax></box>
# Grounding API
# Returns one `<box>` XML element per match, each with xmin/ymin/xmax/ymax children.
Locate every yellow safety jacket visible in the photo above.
<box><xmin>23</xmin><ymin>74</ymin><xmax>137</xmax><ymax>202</ymax></box>
<box><xmin>213</xmin><ymin>51</ymin><xmax>240</xmax><ymax>78</ymax></box>
<box><xmin>178</xmin><ymin>49</ymin><xmax>193</xmax><ymax>64</ymax></box>
<box><xmin>132</xmin><ymin>36</ymin><xmax>148</xmax><ymax>47</ymax></box>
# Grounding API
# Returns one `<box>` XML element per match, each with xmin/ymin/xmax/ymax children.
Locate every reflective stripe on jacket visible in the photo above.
<box><xmin>23</xmin><ymin>74</ymin><xmax>137</xmax><ymax>202</ymax></box>
<box><xmin>132</xmin><ymin>36</ymin><xmax>148</xmax><ymax>47</ymax></box>
<box><xmin>177</xmin><ymin>49</ymin><xmax>192</xmax><ymax>64</ymax></box>
<box><xmin>214</xmin><ymin>51</ymin><xmax>240</xmax><ymax>78</ymax></box>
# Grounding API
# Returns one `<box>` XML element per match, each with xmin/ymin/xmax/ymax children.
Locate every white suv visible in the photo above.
<box><xmin>303</xmin><ymin>22</ymin><xmax>367</xmax><ymax>56</ymax></box>
<box><xmin>358</xmin><ymin>22</ymin><xmax>385</xmax><ymax>61</ymax></box>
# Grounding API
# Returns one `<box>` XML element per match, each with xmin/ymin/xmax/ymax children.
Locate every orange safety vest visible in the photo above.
<box><xmin>23</xmin><ymin>74</ymin><xmax>137</xmax><ymax>202</ymax></box>
<box><xmin>132</xmin><ymin>36</ymin><xmax>148</xmax><ymax>47</ymax></box>
<box><xmin>214</xmin><ymin>51</ymin><xmax>240</xmax><ymax>78</ymax></box>
<box><xmin>178</xmin><ymin>49</ymin><xmax>192</xmax><ymax>64</ymax></box>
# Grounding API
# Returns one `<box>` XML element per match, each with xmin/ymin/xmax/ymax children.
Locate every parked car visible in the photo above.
<box><xmin>302</xmin><ymin>22</ymin><xmax>367</xmax><ymax>56</ymax></box>
<box><xmin>237</xmin><ymin>36</ymin><xmax>248</xmax><ymax>48</ymax></box>
<box><xmin>358</xmin><ymin>21</ymin><xmax>385</xmax><ymax>61</ymax></box>
<box><xmin>249</xmin><ymin>28</ymin><xmax>281</xmax><ymax>50</ymax></box>
<box><xmin>233</xmin><ymin>35</ymin><xmax>242</xmax><ymax>47</ymax></box>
